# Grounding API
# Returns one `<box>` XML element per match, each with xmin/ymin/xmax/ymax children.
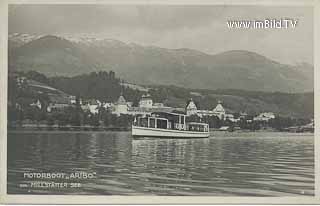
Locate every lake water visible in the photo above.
<box><xmin>7</xmin><ymin>131</ymin><xmax>314</xmax><ymax>196</ymax></box>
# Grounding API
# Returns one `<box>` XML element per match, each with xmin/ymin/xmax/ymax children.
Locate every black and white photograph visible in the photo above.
<box><xmin>1</xmin><ymin>1</ymin><xmax>318</xmax><ymax>203</ymax></box>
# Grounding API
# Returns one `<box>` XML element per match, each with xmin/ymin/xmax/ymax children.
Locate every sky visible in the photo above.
<box><xmin>9</xmin><ymin>4</ymin><xmax>313</xmax><ymax>65</ymax></box>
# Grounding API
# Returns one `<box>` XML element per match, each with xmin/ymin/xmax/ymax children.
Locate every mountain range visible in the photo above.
<box><xmin>8</xmin><ymin>33</ymin><xmax>314</xmax><ymax>93</ymax></box>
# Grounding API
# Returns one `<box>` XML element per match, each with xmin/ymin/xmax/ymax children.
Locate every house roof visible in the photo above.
<box><xmin>213</xmin><ymin>103</ymin><xmax>225</xmax><ymax>113</ymax></box>
<box><xmin>141</xmin><ymin>94</ymin><xmax>152</xmax><ymax>100</ymax></box>
<box><xmin>117</xmin><ymin>95</ymin><xmax>127</xmax><ymax>105</ymax></box>
<box><xmin>186</xmin><ymin>99</ymin><xmax>197</xmax><ymax>110</ymax></box>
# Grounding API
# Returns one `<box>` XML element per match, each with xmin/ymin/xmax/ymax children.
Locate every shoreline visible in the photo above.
<box><xmin>7</xmin><ymin>128</ymin><xmax>314</xmax><ymax>135</ymax></box>
<box><xmin>7</xmin><ymin>125</ymin><xmax>131</xmax><ymax>132</ymax></box>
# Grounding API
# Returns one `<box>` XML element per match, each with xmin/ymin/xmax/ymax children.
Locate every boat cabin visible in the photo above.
<box><xmin>187</xmin><ymin>122</ymin><xmax>209</xmax><ymax>132</ymax></box>
<box><xmin>133</xmin><ymin>112</ymin><xmax>209</xmax><ymax>132</ymax></box>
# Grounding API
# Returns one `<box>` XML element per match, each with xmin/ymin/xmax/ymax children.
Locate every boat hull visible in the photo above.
<box><xmin>132</xmin><ymin>125</ymin><xmax>210</xmax><ymax>138</ymax></box>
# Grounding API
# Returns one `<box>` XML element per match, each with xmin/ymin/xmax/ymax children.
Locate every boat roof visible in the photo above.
<box><xmin>188</xmin><ymin>122</ymin><xmax>209</xmax><ymax>126</ymax></box>
<box><xmin>148</xmin><ymin>116</ymin><xmax>168</xmax><ymax>120</ymax></box>
<box><xmin>151</xmin><ymin>112</ymin><xmax>186</xmax><ymax>117</ymax></box>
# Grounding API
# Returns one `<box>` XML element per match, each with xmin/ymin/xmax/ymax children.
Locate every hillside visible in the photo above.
<box><xmin>9</xmin><ymin>34</ymin><xmax>314</xmax><ymax>93</ymax></box>
<box><xmin>8</xmin><ymin>70</ymin><xmax>314</xmax><ymax>118</ymax></box>
<box><xmin>147</xmin><ymin>85</ymin><xmax>314</xmax><ymax>118</ymax></box>
<box><xmin>21</xmin><ymin>71</ymin><xmax>316</xmax><ymax>118</ymax></box>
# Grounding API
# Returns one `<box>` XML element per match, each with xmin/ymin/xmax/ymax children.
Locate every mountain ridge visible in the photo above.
<box><xmin>9</xmin><ymin>34</ymin><xmax>314</xmax><ymax>93</ymax></box>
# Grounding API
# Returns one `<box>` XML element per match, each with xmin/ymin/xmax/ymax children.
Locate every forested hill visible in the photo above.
<box><xmin>13</xmin><ymin>70</ymin><xmax>314</xmax><ymax>119</ymax></box>
<box><xmin>18</xmin><ymin>70</ymin><xmax>143</xmax><ymax>105</ymax></box>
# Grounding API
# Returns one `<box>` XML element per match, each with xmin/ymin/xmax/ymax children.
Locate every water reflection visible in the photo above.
<box><xmin>7</xmin><ymin>131</ymin><xmax>314</xmax><ymax>196</ymax></box>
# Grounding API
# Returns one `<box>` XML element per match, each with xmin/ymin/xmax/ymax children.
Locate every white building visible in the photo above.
<box><xmin>186</xmin><ymin>99</ymin><xmax>198</xmax><ymax>116</ymax></box>
<box><xmin>139</xmin><ymin>94</ymin><xmax>153</xmax><ymax>108</ymax></box>
<box><xmin>103</xmin><ymin>102</ymin><xmax>113</xmax><ymax>110</ymax></box>
<box><xmin>153</xmin><ymin>103</ymin><xmax>165</xmax><ymax>108</ymax></box>
<box><xmin>185</xmin><ymin>100</ymin><xmax>228</xmax><ymax>120</ymax></box>
<box><xmin>89</xmin><ymin>105</ymin><xmax>99</xmax><ymax>114</ymax></box>
<box><xmin>239</xmin><ymin>112</ymin><xmax>248</xmax><ymax>119</ymax></box>
<box><xmin>87</xmin><ymin>99</ymin><xmax>100</xmax><ymax>114</ymax></box>
<box><xmin>196</xmin><ymin>101</ymin><xmax>227</xmax><ymax>120</ymax></box>
<box><xmin>127</xmin><ymin>102</ymin><xmax>133</xmax><ymax>107</ymax></box>
<box><xmin>30</xmin><ymin>99</ymin><xmax>42</xmax><ymax>110</ymax></box>
<box><xmin>212</xmin><ymin>101</ymin><xmax>226</xmax><ymax>120</ymax></box>
<box><xmin>113</xmin><ymin>95</ymin><xmax>129</xmax><ymax>116</ymax></box>
<box><xmin>69</xmin><ymin>96</ymin><xmax>77</xmax><ymax>104</ymax></box>
<box><xmin>253</xmin><ymin>112</ymin><xmax>275</xmax><ymax>121</ymax></box>
<box><xmin>225</xmin><ymin>114</ymin><xmax>237</xmax><ymax>122</ymax></box>
<box><xmin>47</xmin><ymin>95</ymin><xmax>70</xmax><ymax>112</ymax></box>
<box><xmin>110</xmin><ymin>94</ymin><xmax>177</xmax><ymax>116</ymax></box>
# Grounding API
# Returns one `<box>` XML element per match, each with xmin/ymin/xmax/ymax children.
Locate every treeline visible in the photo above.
<box><xmin>21</xmin><ymin>70</ymin><xmax>144</xmax><ymax>104</ymax></box>
<box><xmin>8</xmin><ymin>70</ymin><xmax>138</xmax><ymax>129</ymax></box>
<box><xmin>9</xmin><ymin>103</ymin><xmax>310</xmax><ymax>130</ymax></box>
<box><xmin>194</xmin><ymin>88</ymin><xmax>314</xmax><ymax>118</ymax></box>
<box><xmin>16</xmin><ymin>70</ymin><xmax>314</xmax><ymax>119</ymax></box>
<box><xmin>8</xmin><ymin>72</ymin><xmax>50</xmax><ymax>109</ymax></box>
<box><xmin>8</xmin><ymin>70</ymin><xmax>314</xmax><ymax>129</ymax></box>
<box><xmin>8</xmin><ymin>105</ymin><xmax>133</xmax><ymax>129</ymax></box>
<box><xmin>186</xmin><ymin>114</ymin><xmax>311</xmax><ymax>131</ymax></box>
<box><xmin>147</xmin><ymin>85</ymin><xmax>313</xmax><ymax>118</ymax></box>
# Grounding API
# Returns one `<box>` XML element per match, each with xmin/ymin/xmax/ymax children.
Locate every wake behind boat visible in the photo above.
<box><xmin>132</xmin><ymin>112</ymin><xmax>210</xmax><ymax>138</ymax></box>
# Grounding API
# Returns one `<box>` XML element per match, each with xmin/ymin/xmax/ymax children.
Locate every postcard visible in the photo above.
<box><xmin>0</xmin><ymin>0</ymin><xmax>319</xmax><ymax>204</ymax></box>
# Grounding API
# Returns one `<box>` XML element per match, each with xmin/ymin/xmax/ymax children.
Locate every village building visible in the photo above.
<box><xmin>253</xmin><ymin>112</ymin><xmax>275</xmax><ymax>121</ymax></box>
<box><xmin>195</xmin><ymin>109</ymin><xmax>213</xmax><ymax>117</ymax></box>
<box><xmin>87</xmin><ymin>99</ymin><xmax>101</xmax><ymax>114</ymax></box>
<box><xmin>102</xmin><ymin>102</ymin><xmax>114</xmax><ymax>110</ymax></box>
<box><xmin>139</xmin><ymin>94</ymin><xmax>153</xmax><ymax>108</ymax></box>
<box><xmin>185</xmin><ymin>99</ymin><xmax>228</xmax><ymax>120</ymax></box>
<box><xmin>47</xmin><ymin>96</ymin><xmax>70</xmax><ymax>112</ymax></box>
<box><xmin>212</xmin><ymin>101</ymin><xmax>226</xmax><ymax>120</ymax></box>
<box><xmin>81</xmin><ymin>104</ymin><xmax>90</xmax><ymax>112</ymax></box>
<box><xmin>113</xmin><ymin>95</ymin><xmax>129</xmax><ymax>116</ymax></box>
<box><xmin>186</xmin><ymin>99</ymin><xmax>198</xmax><ymax>116</ymax></box>
<box><xmin>30</xmin><ymin>99</ymin><xmax>42</xmax><ymax>110</ymax></box>
<box><xmin>153</xmin><ymin>103</ymin><xmax>165</xmax><ymax>108</ymax></box>
<box><xmin>127</xmin><ymin>102</ymin><xmax>133</xmax><ymax>107</ymax></box>
<box><xmin>111</xmin><ymin>94</ymin><xmax>178</xmax><ymax>116</ymax></box>
<box><xmin>127</xmin><ymin>107</ymin><xmax>152</xmax><ymax>116</ymax></box>
<box><xmin>69</xmin><ymin>95</ymin><xmax>79</xmax><ymax>104</ymax></box>
<box><xmin>225</xmin><ymin>113</ymin><xmax>235</xmax><ymax>121</ymax></box>
<box><xmin>239</xmin><ymin>112</ymin><xmax>248</xmax><ymax>119</ymax></box>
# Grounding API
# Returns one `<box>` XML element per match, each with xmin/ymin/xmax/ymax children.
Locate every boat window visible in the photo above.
<box><xmin>140</xmin><ymin>118</ymin><xmax>148</xmax><ymax>127</ymax></box>
<box><xmin>157</xmin><ymin>119</ymin><xmax>167</xmax><ymax>129</ymax></box>
<box><xmin>149</xmin><ymin>118</ymin><xmax>156</xmax><ymax>128</ymax></box>
<box><xmin>188</xmin><ymin>124</ymin><xmax>208</xmax><ymax>132</ymax></box>
<box><xmin>168</xmin><ymin>121</ymin><xmax>173</xmax><ymax>129</ymax></box>
<box><xmin>172</xmin><ymin>115</ymin><xmax>179</xmax><ymax>123</ymax></box>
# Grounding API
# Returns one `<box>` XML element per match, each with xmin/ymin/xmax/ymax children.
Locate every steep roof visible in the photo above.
<box><xmin>186</xmin><ymin>99</ymin><xmax>197</xmax><ymax>110</ymax></box>
<box><xmin>213</xmin><ymin>102</ymin><xmax>225</xmax><ymax>113</ymax></box>
<box><xmin>141</xmin><ymin>94</ymin><xmax>152</xmax><ymax>100</ymax></box>
<box><xmin>117</xmin><ymin>95</ymin><xmax>127</xmax><ymax>105</ymax></box>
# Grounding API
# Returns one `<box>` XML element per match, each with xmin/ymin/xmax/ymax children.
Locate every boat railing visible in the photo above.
<box><xmin>187</xmin><ymin>122</ymin><xmax>209</xmax><ymax>132</ymax></box>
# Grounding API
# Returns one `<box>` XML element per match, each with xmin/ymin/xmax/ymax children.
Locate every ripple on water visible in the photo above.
<box><xmin>7</xmin><ymin>131</ymin><xmax>314</xmax><ymax>196</ymax></box>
